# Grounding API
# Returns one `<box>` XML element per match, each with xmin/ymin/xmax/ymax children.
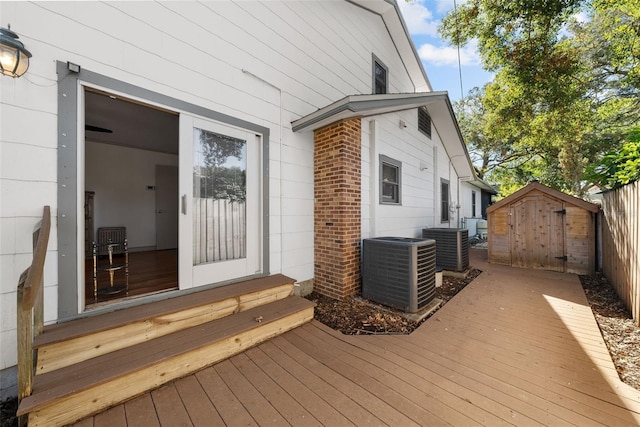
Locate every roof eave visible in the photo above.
<box><xmin>292</xmin><ymin>92</ymin><xmax>448</xmax><ymax>133</ymax></box>
<box><xmin>291</xmin><ymin>92</ymin><xmax>475</xmax><ymax>179</ymax></box>
<box><xmin>348</xmin><ymin>0</ymin><xmax>431</xmax><ymax>92</ymax></box>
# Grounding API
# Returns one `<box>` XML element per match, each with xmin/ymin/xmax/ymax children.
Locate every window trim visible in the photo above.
<box><xmin>441</xmin><ymin>178</ymin><xmax>450</xmax><ymax>222</ymax></box>
<box><xmin>372</xmin><ymin>54</ymin><xmax>388</xmax><ymax>94</ymax></box>
<box><xmin>380</xmin><ymin>155</ymin><xmax>401</xmax><ymax>205</ymax></box>
<box><xmin>56</xmin><ymin>61</ymin><xmax>270</xmax><ymax>318</ymax></box>
<box><xmin>471</xmin><ymin>190</ymin><xmax>477</xmax><ymax>217</ymax></box>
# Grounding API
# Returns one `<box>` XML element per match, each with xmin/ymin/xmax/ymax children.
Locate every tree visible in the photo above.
<box><xmin>440</xmin><ymin>0</ymin><xmax>640</xmax><ymax>196</ymax></box>
<box><xmin>585</xmin><ymin>129</ymin><xmax>640</xmax><ymax>190</ymax></box>
<box><xmin>196</xmin><ymin>129</ymin><xmax>246</xmax><ymax>201</ymax></box>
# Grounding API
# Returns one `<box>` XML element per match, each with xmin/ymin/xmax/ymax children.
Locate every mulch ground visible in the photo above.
<box><xmin>580</xmin><ymin>273</ymin><xmax>640</xmax><ymax>390</ymax></box>
<box><xmin>306</xmin><ymin>269</ymin><xmax>482</xmax><ymax>335</ymax></box>
<box><xmin>306</xmin><ymin>269</ymin><xmax>640</xmax><ymax>392</ymax></box>
<box><xmin>2</xmin><ymin>269</ymin><xmax>638</xmax><ymax>426</ymax></box>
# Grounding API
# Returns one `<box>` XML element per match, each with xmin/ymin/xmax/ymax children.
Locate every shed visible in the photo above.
<box><xmin>487</xmin><ymin>181</ymin><xmax>599</xmax><ymax>275</ymax></box>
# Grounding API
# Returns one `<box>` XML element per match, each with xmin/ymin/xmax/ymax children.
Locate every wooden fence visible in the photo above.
<box><xmin>600</xmin><ymin>181</ymin><xmax>640</xmax><ymax>325</ymax></box>
<box><xmin>17</xmin><ymin>206</ymin><xmax>51</xmax><ymax>427</ymax></box>
<box><xmin>193</xmin><ymin>198</ymin><xmax>246</xmax><ymax>265</ymax></box>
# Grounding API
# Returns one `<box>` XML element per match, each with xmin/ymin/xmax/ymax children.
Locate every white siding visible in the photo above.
<box><xmin>459</xmin><ymin>181</ymin><xmax>482</xmax><ymax>236</ymax></box>
<box><xmin>0</xmin><ymin>0</ymin><xmax>429</xmax><ymax>374</ymax></box>
<box><xmin>362</xmin><ymin>106</ymin><xmax>463</xmax><ymax>240</ymax></box>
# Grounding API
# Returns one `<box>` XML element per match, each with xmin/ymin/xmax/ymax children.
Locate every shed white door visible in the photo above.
<box><xmin>510</xmin><ymin>195</ymin><xmax>565</xmax><ymax>272</ymax></box>
<box><xmin>178</xmin><ymin>115</ymin><xmax>261</xmax><ymax>289</ymax></box>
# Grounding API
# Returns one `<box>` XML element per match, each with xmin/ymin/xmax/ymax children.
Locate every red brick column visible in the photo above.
<box><xmin>313</xmin><ymin>118</ymin><xmax>361</xmax><ymax>299</ymax></box>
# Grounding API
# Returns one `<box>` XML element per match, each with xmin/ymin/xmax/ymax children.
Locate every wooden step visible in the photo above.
<box><xmin>18</xmin><ymin>296</ymin><xmax>315</xmax><ymax>427</ymax></box>
<box><xmin>34</xmin><ymin>274</ymin><xmax>295</xmax><ymax>374</ymax></box>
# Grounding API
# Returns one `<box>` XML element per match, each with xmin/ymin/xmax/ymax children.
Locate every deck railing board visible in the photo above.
<box><xmin>17</xmin><ymin>206</ymin><xmax>51</xmax><ymax>427</ymax></box>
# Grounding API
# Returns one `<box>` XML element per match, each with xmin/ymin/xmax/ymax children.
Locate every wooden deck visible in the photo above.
<box><xmin>73</xmin><ymin>250</ymin><xmax>640</xmax><ymax>426</ymax></box>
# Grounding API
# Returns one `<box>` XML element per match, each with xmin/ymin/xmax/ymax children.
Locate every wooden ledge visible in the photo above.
<box><xmin>18</xmin><ymin>296</ymin><xmax>315</xmax><ymax>423</ymax></box>
<box><xmin>35</xmin><ymin>274</ymin><xmax>295</xmax><ymax>348</ymax></box>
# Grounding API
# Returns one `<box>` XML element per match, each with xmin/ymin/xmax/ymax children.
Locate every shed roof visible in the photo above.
<box><xmin>486</xmin><ymin>181</ymin><xmax>600</xmax><ymax>214</ymax></box>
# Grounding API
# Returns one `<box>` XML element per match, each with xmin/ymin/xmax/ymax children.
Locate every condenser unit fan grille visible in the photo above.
<box><xmin>422</xmin><ymin>228</ymin><xmax>469</xmax><ymax>272</ymax></box>
<box><xmin>362</xmin><ymin>237</ymin><xmax>436</xmax><ymax>313</ymax></box>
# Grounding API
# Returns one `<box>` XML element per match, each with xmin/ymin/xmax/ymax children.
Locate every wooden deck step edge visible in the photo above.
<box><xmin>34</xmin><ymin>275</ymin><xmax>295</xmax><ymax>374</ymax></box>
<box><xmin>18</xmin><ymin>296</ymin><xmax>315</xmax><ymax>427</ymax></box>
<box><xmin>36</xmin><ymin>274</ymin><xmax>295</xmax><ymax>346</ymax></box>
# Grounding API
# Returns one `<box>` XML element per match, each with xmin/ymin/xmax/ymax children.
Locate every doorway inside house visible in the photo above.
<box><xmin>84</xmin><ymin>89</ymin><xmax>180</xmax><ymax>307</ymax></box>
<box><xmin>82</xmin><ymin>88</ymin><xmax>262</xmax><ymax>309</ymax></box>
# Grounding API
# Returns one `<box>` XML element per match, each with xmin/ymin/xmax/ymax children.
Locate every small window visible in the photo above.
<box><xmin>380</xmin><ymin>155</ymin><xmax>401</xmax><ymax>204</ymax></box>
<box><xmin>472</xmin><ymin>190</ymin><xmax>477</xmax><ymax>217</ymax></box>
<box><xmin>441</xmin><ymin>179</ymin><xmax>450</xmax><ymax>222</ymax></box>
<box><xmin>418</xmin><ymin>107</ymin><xmax>431</xmax><ymax>138</ymax></box>
<box><xmin>372</xmin><ymin>55</ymin><xmax>388</xmax><ymax>94</ymax></box>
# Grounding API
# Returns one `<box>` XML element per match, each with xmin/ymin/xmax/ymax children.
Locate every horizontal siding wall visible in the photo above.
<box><xmin>601</xmin><ymin>181</ymin><xmax>640</xmax><ymax>325</ymax></box>
<box><xmin>1</xmin><ymin>0</ymin><xmax>425</xmax><ymax>374</ymax></box>
<box><xmin>362</xmin><ymin>106</ymin><xmax>459</xmax><ymax>240</ymax></box>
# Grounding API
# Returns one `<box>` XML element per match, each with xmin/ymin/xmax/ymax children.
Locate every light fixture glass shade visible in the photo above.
<box><xmin>0</xmin><ymin>27</ymin><xmax>31</xmax><ymax>78</ymax></box>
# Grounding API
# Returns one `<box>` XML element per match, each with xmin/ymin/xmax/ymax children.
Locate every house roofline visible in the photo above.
<box><xmin>292</xmin><ymin>92</ymin><xmax>475</xmax><ymax>179</ymax></box>
<box><xmin>291</xmin><ymin>92</ymin><xmax>447</xmax><ymax>132</ymax></box>
<box><xmin>348</xmin><ymin>0</ymin><xmax>432</xmax><ymax>92</ymax></box>
<box><xmin>469</xmin><ymin>178</ymin><xmax>498</xmax><ymax>195</ymax></box>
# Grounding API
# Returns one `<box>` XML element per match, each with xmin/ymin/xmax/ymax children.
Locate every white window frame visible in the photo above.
<box><xmin>380</xmin><ymin>155</ymin><xmax>401</xmax><ymax>205</ymax></box>
<box><xmin>372</xmin><ymin>54</ymin><xmax>388</xmax><ymax>95</ymax></box>
<box><xmin>472</xmin><ymin>190</ymin><xmax>477</xmax><ymax>217</ymax></box>
<box><xmin>441</xmin><ymin>178</ymin><xmax>450</xmax><ymax>222</ymax></box>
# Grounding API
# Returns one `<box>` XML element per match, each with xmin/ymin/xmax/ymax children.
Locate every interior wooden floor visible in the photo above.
<box><xmin>85</xmin><ymin>249</ymin><xmax>178</xmax><ymax>307</ymax></box>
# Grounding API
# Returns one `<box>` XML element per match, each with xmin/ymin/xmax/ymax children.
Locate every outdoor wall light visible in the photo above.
<box><xmin>0</xmin><ymin>25</ymin><xmax>32</xmax><ymax>78</ymax></box>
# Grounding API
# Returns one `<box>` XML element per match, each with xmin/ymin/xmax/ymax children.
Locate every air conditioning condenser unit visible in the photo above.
<box><xmin>422</xmin><ymin>228</ymin><xmax>469</xmax><ymax>272</ymax></box>
<box><xmin>362</xmin><ymin>237</ymin><xmax>436</xmax><ymax>313</ymax></box>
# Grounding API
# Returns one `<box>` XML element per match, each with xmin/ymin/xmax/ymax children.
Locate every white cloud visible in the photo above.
<box><xmin>417</xmin><ymin>40</ymin><xmax>481</xmax><ymax>67</ymax></box>
<box><xmin>434</xmin><ymin>0</ymin><xmax>470</xmax><ymax>15</ymax></box>
<box><xmin>397</xmin><ymin>0</ymin><xmax>439</xmax><ymax>36</ymax></box>
<box><xmin>573</xmin><ymin>11</ymin><xmax>590</xmax><ymax>23</ymax></box>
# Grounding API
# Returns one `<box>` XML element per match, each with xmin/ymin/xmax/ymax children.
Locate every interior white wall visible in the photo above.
<box><xmin>85</xmin><ymin>141</ymin><xmax>178</xmax><ymax>250</ymax></box>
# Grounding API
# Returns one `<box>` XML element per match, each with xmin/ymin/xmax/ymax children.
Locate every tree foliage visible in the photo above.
<box><xmin>585</xmin><ymin>129</ymin><xmax>640</xmax><ymax>189</ymax></box>
<box><xmin>440</xmin><ymin>0</ymin><xmax>640</xmax><ymax>197</ymax></box>
<box><xmin>196</xmin><ymin>130</ymin><xmax>246</xmax><ymax>201</ymax></box>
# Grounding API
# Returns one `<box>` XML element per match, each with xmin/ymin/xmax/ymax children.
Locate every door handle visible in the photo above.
<box><xmin>181</xmin><ymin>195</ymin><xmax>187</xmax><ymax>215</ymax></box>
<box><xmin>157</xmin><ymin>210</ymin><xmax>165</xmax><ymax>214</ymax></box>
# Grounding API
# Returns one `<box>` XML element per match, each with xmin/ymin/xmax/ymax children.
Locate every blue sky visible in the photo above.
<box><xmin>397</xmin><ymin>0</ymin><xmax>494</xmax><ymax>101</ymax></box>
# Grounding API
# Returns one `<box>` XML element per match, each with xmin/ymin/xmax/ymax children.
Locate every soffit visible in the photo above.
<box><xmin>292</xmin><ymin>92</ymin><xmax>474</xmax><ymax>179</ymax></box>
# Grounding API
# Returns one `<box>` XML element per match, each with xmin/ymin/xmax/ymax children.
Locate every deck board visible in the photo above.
<box><xmin>260</xmin><ymin>340</ymin><xmax>379</xmax><ymax>425</ymax></box>
<box><xmin>229</xmin><ymin>352</ymin><xmax>321</xmax><ymax>426</ymax></box>
<box><xmin>123</xmin><ymin>394</ymin><xmax>159</xmax><ymax>427</ymax></box>
<box><xmin>194</xmin><ymin>367</ymin><xmax>257</xmax><ymax>426</ymax></box>
<box><xmin>244</xmin><ymin>346</ymin><xmax>354</xmax><ymax>426</ymax></box>
<box><xmin>73</xmin><ymin>250</ymin><xmax>640</xmax><ymax>426</ymax></box>
<box><xmin>36</xmin><ymin>274</ymin><xmax>295</xmax><ymax>347</ymax></box>
<box><xmin>151</xmin><ymin>384</ymin><xmax>192</xmax><ymax>427</ymax></box>
<box><xmin>173</xmin><ymin>376</ymin><xmax>224</xmax><ymax>427</ymax></box>
<box><xmin>93</xmin><ymin>405</ymin><xmax>126</xmax><ymax>427</ymax></box>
